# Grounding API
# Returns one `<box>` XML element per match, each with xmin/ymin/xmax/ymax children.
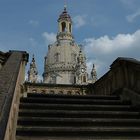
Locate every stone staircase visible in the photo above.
<box><xmin>16</xmin><ymin>93</ymin><xmax>140</xmax><ymax>140</ymax></box>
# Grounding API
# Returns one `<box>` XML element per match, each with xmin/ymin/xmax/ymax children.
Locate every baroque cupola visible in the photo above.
<box><xmin>57</xmin><ymin>5</ymin><xmax>73</xmax><ymax>41</ymax></box>
<box><xmin>43</xmin><ymin>6</ymin><xmax>88</xmax><ymax>85</ymax></box>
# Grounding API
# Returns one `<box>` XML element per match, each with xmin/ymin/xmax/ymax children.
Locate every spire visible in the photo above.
<box><xmin>77</xmin><ymin>48</ymin><xmax>86</xmax><ymax>64</ymax></box>
<box><xmin>64</xmin><ymin>0</ymin><xmax>67</xmax><ymax>11</ymax></box>
<box><xmin>28</xmin><ymin>54</ymin><xmax>38</xmax><ymax>83</ymax></box>
<box><xmin>91</xmin><ymin>64</ymin><xmax>97</xmax><ymax>83</ymax></box>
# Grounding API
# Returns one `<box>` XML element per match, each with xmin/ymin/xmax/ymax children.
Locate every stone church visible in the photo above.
<box><xmin>28</xmin><ymin>6</ymin><xmax>97</xmax><ymax>85</ymax></box>
<box><xmin>0</xmin><ymin>5</ymin><xmax>140</xmax><ymax>140</ymax></box>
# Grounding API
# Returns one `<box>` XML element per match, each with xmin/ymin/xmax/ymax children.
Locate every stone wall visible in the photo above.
<box><xmin>89</xmin><ymin>57</ymin><xmax>140</xmax><ymax>95</ymax></box>
<box><xmin>0</xmin><ymin>51</ymin><xmax>28</xmax><ymax>140</ymax></box>
<box><xmin>24</xmin><ymin>82</ymin><xmax>88</xmax><ymax>96</ymax></box>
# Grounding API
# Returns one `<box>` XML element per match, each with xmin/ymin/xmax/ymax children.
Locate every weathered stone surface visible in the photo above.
<box><xmin>24</xmin><ymin>82</ymin><xmax>87</xmax><ymax>95</ymax></box>
<box><xmin>0</xmin><ymin>51</ymin><xmax>28</xmax><ymax>140</ymax></box>
<box><xmin>16</xmin><ymin>92</ymin><xmax>140</xmax><ymax>139</ymax></box>
<box><xmin>43</xmin><ymin>7</ymin><xmax>88</xmax><ymax>85</ymax></box>
<box><xmin>89</xmin><ymin>57</ymin><xmax>140</xmax><ymax>95</ymax></box>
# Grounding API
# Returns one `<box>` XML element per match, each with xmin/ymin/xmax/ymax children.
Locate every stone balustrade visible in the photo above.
<box><xmin>88</xmin><ymin>57</ymin><xmax>140</xmax><ymax>95</ymax></box>
<box><xmin>0</xmin><ymin>51</ymin><xmax>28</xmax><ymax>140</ymax></box>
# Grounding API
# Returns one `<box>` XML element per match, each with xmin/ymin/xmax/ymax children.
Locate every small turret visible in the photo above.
<box><xmin>91</xmin><ymin>64</ymin><xmax>97</xmax><ymax>83</ymax></box>
<box><xmin>28</xmin><ymin>54</ymin><xmax>38</xmax><ymax>83</ymax></box>
<box><xmin>75</xmin><ymin>48</ymin><xmax>87</xmax><ymax>84</ymax></box>
<box><xmin>57</xmin><ymin>5</ymin><xmax>73</xmax><ymax>41</ymax></box>
<box><xmin>77</xmin><ymin>48</ymin><xmax>85</xmax><ymax>64</ymax></box>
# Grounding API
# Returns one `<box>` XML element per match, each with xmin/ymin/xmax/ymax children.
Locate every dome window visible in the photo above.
<box><xmin>54</xmin><ymin>53</ymin><xmax>60</xmax><ymax>62</ymax></box>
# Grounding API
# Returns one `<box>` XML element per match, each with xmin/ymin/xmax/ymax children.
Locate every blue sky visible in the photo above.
<box><xmin>0</xmin><ymin>0</ymin><xmax>140</xmax><ymax>80</ymax></box>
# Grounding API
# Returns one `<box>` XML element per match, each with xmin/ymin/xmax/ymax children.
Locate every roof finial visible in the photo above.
<box><xmin>64</xmin><ymin>0</ymin><xmax>67</xmax><ymax>11</ymax></box>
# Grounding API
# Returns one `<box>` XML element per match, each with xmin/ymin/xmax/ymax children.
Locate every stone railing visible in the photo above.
<box><xmin>88</xmin><ymin>57</ymin><xmax>140</xmax><ymax>95</ymax></box>
<box><xmin>0</xmin><ymin>51</ymin><xmax>28</xmax><ymax>140</ymax></box>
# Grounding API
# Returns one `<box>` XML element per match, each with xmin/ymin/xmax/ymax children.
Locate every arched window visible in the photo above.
<box><xmin>83</xmin><ymin>75</ymin><xmax>86</xmax><ymax>82</ymax></box>
<box><xmin>54</xmin><ymin>53</ymin><xmax>60</xmax><ymax>62</ymax></box>
<box><xmin>61</xmin><ymin>22</ymin><xmax>66</xmax><ymax>32</ymax></box>
<box><xmin>71</xmin><ymin>53</ymin><xmax>76</xmax><ymax>62</ymax></box>
<box><xmin>51</xmin><ymin>75</ymin><xmax>56</xmax><ymax>84</ymax></box>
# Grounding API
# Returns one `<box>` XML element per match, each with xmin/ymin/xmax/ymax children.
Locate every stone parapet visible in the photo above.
<box><xmin>88</xmin><ymin>57</ymin><xmax>140</xmax><ymax>95</ymax></box>
<box><xmin>24</xmin><ymin>82</ymin><xmax>87</xmax><ymax>96</ymax></box>
<box><xmin>0</xmin><ymin>51</ymin><xmax>28</xmax><ymax>140</ymax></box>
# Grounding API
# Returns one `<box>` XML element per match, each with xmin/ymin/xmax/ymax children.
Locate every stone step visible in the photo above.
<box><xmin>20</xmin><ymin>97</ymin><xmax>131</xmax><ymax>105</ymax></box>
<box><xmin>17</xmin><ymin>117</ymin><xmax>140</xmax><ymax>127</ymax></box>
<box><xmin>16</xmin><ymin>93</ymin><xmax>140</xmax><ymax>139</ymax></box>
<box><xmin>27</xmin><ymin>93</ymin><xmax>120</xmax><ymax>100</ymax></box>
<box><xmin>16</xmin><ymin>136</ymin><xmax>140</xmax><ymax>140</ymax></box>
<box><xmin>19</xmin><ymin>103</ymin><xmax>137</xmax><ymax>111</ymax></box>
<box><xmin>16</xmin><ymin>126</ymin><xmax>140</xmax><ymax>137</ymax></box>
<box><xmin>19</xmin><ymin>109</ymin><xmax>140</xmax><ymax>119</ymax></box>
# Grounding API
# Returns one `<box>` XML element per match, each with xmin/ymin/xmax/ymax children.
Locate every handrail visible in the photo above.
<box><xmin>0</xmin><ymin>51</ymin><xmax>28</xmax><ymax>140</ymax></box>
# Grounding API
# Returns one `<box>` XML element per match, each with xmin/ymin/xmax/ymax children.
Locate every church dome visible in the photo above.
<box><xmin>43</xmin><ymin>6</ymin><xmax>87</xmax><ymax>85</ymax></box>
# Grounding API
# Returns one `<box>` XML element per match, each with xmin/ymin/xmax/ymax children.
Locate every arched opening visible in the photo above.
<box><xmin>61</xmin><ymin>22</ymin><xmax>66</xmax><ymax>32</ymax></box>
<box><xmin>71</xmin><ymin>53</ymin><xmax>76</xmax><ymax>62</ymax></box>
<box><xmin>51</xmin><ymin>75</ymin><xmax>56</xmax><ymax>84</ymax></box>
<box><xmin>54</xmin><ymin>53</ymin><xmax>60</xmax><ymax>62</ymax></box>
<box><xmin>74</xmin><ymin>76</ymin><xmax>76</xmax><ymax>84</ymax></box>
<box><xmin>83</xmin><ymin>75</ymin><xmax>86</xmax><ymax>82</ymax></box>
<box><xmin>69</xmin><ymin>23</ymin><xmax>71</xmax><ymax>33</ymax></box>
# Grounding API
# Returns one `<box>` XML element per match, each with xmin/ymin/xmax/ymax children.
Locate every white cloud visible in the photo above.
<box><xmin>126</xmin><ymin>9</ymin><xmax>140</xmax><ymax>22</ymax></box>
<box><xmin>42</xmin><ymin>32</ymin><xmax>56</xmax><ymax>45</ymax></box>
<box><xmin>87</xmin><ymin>59</ymin><xmax>103</xmax><ymax>79</ymax></box>
<box><xmin>84</xmin><ymin>29</ymin><xmax>140</xmax><ymax>78</ymax></box>
<box><xmin>29</xmin><ymin>20</ymin><xmax>39</xmax><ymax>26</ymax></box>
<box><xmin>73</xmin><ymin>15</ymin><xmax>86</xmax><ymax>28</ymax></box>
